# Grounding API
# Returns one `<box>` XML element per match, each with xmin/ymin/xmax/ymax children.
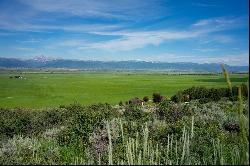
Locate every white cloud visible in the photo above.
<box><xmin>19</xmin><ymin>0</ymin><xmax>168</xmax><ymax>21</ymax></box>
<box><xmin>76</xmin><ymin>18</ymin><xmax>241</xmax><ymax>51</ymax></box>
<box><xmin>0</xmin><ymin>20</ymin><xmax>120</xmax><ymax>33</ymax></box>
<box><xmin>69</xmin><ymin>16</ymin><xmax>245</xmax><ymax>51</ymax></box>
<box><xmin>78</xmin><ymin>30</ymin><xmax>197</xmax><ymax>51</ymax></box>
<box><xmin>192</xmin><ymin>16</ymin><xmax>248</xmax><ymax>31</ymax></box>
<box><xmin>193</xmin><ymin>48</ymin><xmax>219</xmax><ymax>52</ymax></box>
<box><xmin>57</xmin><ymin>39</ymin><xmax>88</xmax><ymax>47</ymax></box>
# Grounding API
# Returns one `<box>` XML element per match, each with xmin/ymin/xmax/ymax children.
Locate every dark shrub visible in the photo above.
<box><xmin>171</xmin><ymin>86</ymin><xmax>234</xmax><ymax>103</ymax></box>
<box><xmin>29</xmin><ymin>108</ymin><xmax>65</xmax><ymax>135</ymax></box>
<box><xmin>156</xmin><ymin>100</ymin><xmax>172</xmax><ymax>119</ymax></box>
<box><xmin>128</xmin><ymin>97</ymin><xmax>143</xmax><ymax>106</ymax></box>
<box><xmin>209</xmin><ymin>88</ymin><xmax>221</xmax><ymax>101</ymax></box>
<box><xmin>152</xmin><ymin>93</ymin><xmax>164</xmax><ymax>103</ymax></box>
<box><xmin>171</xmin><ymin>94</ymin><xmax>178</xmax><ymax>103</ymax></box>
<box><xmin>124</xmin><ymin>105</ymin><xmax>150</xmax><ymax>122</ymax></box>
<box><xmin>143</xmin><ymin>96</ymin><xmax>149</xmax><ymax>102</ymax></box>
<box><xmin>199</xmin><ymin>98</ymin><xmax>212</xmax><ymax>104</ymax></box>
<box><xmin>224</xmin><ymin>122</ymin><xmax>240</xmax><ymax>133</ymax></box>
<box><xmin>182</xmin><ymin>86</ymin><xmax>209</xmax><ymax>100</ymax></box>
<box><xmin>241</xmin><ymin>83</ymin><xmax>248</xmax><ymax>98</ymax></box>
<box><xmin>156</xmin><ymin>100</ymin><xmax>183</xmax><ymax>122</ymax></box>
<box><xmin>217</xmin><ymin>88</ymin><xmax>230</xmax><ymax>97</ymax></box>
<box><xmin>231</xmin><ymin>85</ymin><xmax>238</xmax><ymax>97</ymax></box>
<box><xmin>118</xmin><ymin>101</ymin><xmax>123</xmax><ymax>106</ymax></box>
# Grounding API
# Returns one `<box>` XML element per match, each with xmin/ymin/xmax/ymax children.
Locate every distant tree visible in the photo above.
<box><xmin>119</xmin><ymin>101</ymin><xmax>123</xmax><ymax>106</ymax></box>
<box><xmin>152</xmin><ymin>93</ymin><xmax>163</xmax><ymax>103</ymax></box>
<box><xmin>143</xmin><ymin>96</ymin><xmax>149</xmax><ymax>102</ymax></box>
<box><xmin>171</xmin><ymin>94</ymin><xmax>178</xmax><ymax>103</ymax></box>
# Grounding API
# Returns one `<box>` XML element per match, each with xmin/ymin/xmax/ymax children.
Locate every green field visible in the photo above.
<box><xmin>0</xmin><ymin>71</ymin><xmax>248</xmax><ymax>108</ymax></box>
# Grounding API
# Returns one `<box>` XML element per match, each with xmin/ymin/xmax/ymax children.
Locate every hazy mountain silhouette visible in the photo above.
<box><xmin>0</xmin><ymin>57</ymin><xmax>248</xmax><ymax>72</ymax></box>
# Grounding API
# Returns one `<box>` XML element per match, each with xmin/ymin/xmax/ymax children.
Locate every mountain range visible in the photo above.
<box><xmin>0</xmin><ymin>56</ymin><xmax>248</xmax><ymax>73</ymax></box>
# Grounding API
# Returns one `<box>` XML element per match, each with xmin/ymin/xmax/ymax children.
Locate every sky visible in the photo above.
<box><xmin>0</xmin><ymin>0</ymin><xmax>249</xmax><ymax>66</ymax></box>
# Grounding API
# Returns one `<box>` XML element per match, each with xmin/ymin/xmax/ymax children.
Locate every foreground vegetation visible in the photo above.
<box><xmin>0</xmin><ymin>68</ymin><xmax>249</xmax><ymax>165</ymax></box>
<box><xmin>0</xmin><ymin>99</ymin><xmax>248</xmax><ymax>165</ymax></box>
<box><xmin>0</xmin><ymin>71</ymin><xmax>248</xmax><ymax>108</ymax></box>
<box><xmin>0</xmin><ymin>87</ymin><xmax>249</xmax><ymax>164</ymax></box>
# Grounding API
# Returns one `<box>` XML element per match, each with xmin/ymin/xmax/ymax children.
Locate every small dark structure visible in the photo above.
<box><xmin>128</xmin><ymin>97</ymin><xmax>144</xmax><ymax>106</ymax></box>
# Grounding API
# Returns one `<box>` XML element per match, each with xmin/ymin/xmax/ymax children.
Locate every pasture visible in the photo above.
<box><xmin>0</xmin><ymin>71</ymin><xmax>248</xmax><ymax>108</ymax></box>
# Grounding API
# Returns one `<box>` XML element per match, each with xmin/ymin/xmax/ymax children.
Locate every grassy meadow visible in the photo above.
<box><xmin>0</xmin><ymin>71</ymin><xmax>248</xmax><ymax>108</ymax></box>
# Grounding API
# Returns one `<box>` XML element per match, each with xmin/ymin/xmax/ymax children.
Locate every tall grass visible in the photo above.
<box><xmin>104</xmin><ymin>117</ymin><xmax>223</xmax><ymax>165</ymax></box>
<box><xmin>222</xmin><ymin>65</ymin><xmax>249</xmax><ymax>165</ymax></box>
<box><xmin>221</xmin><ymin>64</ymin><xmax>232</xmax><ymax>95</ymax></box>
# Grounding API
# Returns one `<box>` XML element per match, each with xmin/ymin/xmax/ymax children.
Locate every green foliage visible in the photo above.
<box><xmin>198</xmin><ymin>98</ymin><xmax>212</xmax><ymax>104</ymax></box>
<box><xmin>170</xmin><ymin>85</ymin><xmax>249</xmax><ymax>103</ymax></box>
<box><xmin>57</xmin><ymin>103</ymin><xmax>119</xmax><ymax>151</ymax></box>
<box><xmin>0</xmin><ymin>99</ymin><xmax>249</xmax><ymax>165</ymax></box>
<box><xmin>0</xmin><ymin>108</ymin><xmax>31</xmax><ymax>138</ymax></box>
<box><xmin>156</xmin><ymin>100</ymin><xmax>174</xmax><ymax>119</ymax></box>
<box><xmin>156</xmin><ymin>100</ymin><xmax>192</xmax><ymax>122</ymax></box>
<box><xmin>0</xmin><ymin>108</ymin><xmax>67</xmax><ymax>138</ymax></box>
<box><xmin>123</xmin><ymin>105</ymin><xmax>150</xmax><ymax>123</ymax></box>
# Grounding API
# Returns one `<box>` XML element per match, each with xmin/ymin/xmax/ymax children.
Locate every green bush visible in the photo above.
<box><xmin>123</xmin><ymin>105</ymin><xmax>150</xmax><ymax>123</ymax></box>
<box><xmin>171</xmin><ymin>86</ymin><xmax>234</xmax><ymax>103</ymax></box>
<box><xmin>198</xmin><ymin>98</ymin><xmax>212</xmax><ymax>104</ymax></box>
<box><xmin>56</xmin><ymin>103</ymin><xmax>119</xmax><ymax>151</ymax></box>
<box><xmin>0</xmin><ymin>108</ymin><xmax>32</xmax><ymax>138</ymax></box>
<box><xmin>153</xmin><ymin>121</ymin><xmax>184</xmax><ymax>145</ymax></box>
<box><xmin>156</xmin><ymin>100</ymin><xmax>184</xmax><ymax>122</ymax></box>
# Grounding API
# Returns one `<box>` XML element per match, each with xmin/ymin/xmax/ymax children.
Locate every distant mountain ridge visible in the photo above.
<box><xmin>32</xmin><ymin>55</ymin><xmax>59</xmax><ymax>62</ymax></box>
<box><xmin>0</xmin><ymin>57</ymin><xmax>248</xmax><ymax>72</ymax></box>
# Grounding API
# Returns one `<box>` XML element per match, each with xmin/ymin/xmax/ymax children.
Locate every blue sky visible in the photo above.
<box><xmin>0</xmin><ymin>0</ymin><xmax>249</xmax><ymax>66</ymax></box>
